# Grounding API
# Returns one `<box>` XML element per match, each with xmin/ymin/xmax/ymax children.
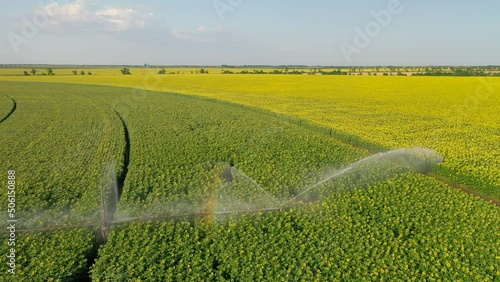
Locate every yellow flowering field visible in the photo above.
<box><xmin>1</xmin><ymin>72</ymin><xmax>498</xmax><ymax>197</ymax></box>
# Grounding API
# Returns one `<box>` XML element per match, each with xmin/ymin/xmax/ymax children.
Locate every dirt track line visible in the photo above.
<box><xmin>0</xmin><ymin>95</ymin><xmax>16</xmax><ymax>124</ymax></box>
<box><xmin>114</xmin><ymin>110</ymin><xmax>130</xmax><ymax>201</ymax></box>
<box><xmin>428</xmin><ymin>173</ymin><xmax>500</xmax><ymax>206</ymax></box>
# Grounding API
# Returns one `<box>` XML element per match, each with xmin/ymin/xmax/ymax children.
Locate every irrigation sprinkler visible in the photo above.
<box><xmin>4</xmin><ymin>147</ymin><xmax>444</xmax><ymax>234</ymax></box>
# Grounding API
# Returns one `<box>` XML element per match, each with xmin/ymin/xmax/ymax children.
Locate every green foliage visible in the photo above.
<box><xmin>0</xmin><ymin>82</ymin><xmax>125</xmax><ymax>227</ymax></box>
<box><xmin>92</xmin><ymin>174</ymin><xmax>500</xmax><ymax>281</ymax></box>
<box><xmin>0</xmin><ymin>94</ymin><xmax>14</xmax><ymax>121</ymax></box>
<box><xmin>121</xmin><ymin>68</ymin><xmax>131</xmax><ymax>75</ymax></box>
<box><xmin>0</xmin><ymin>229</ymin><xmax>95</xmax><ymax>281</ymax></box>
<box><xmin>113</xmin><ymin>92</ymin><xmax>365</xmax><ymax>218</ymax></box>
<box><xmin>412</xmin><ymin>66</ymin><xmax>500</xmax><ymax>76</ymax></box>
<box><xmin>0</xmin><ymin>82</ymin><xmax>127</xmax><ymax>281</ymax></box>
<box><xmin>1</xmin><ymin>81</ymin><xmax>498</xmax><ymax>280</ymax></box>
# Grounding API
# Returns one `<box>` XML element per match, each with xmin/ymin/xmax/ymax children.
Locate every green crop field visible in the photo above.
<box><xmin>0</xmin><ymin>82</ymin><xmax>126</xmax><ymax>281</ymax></box>
<box><xmin>93</xmin><ymin>174</ymin><xmax>499</xmax><ymax>281</ymax></box>
<box><xmin>0</xmin><ymin>81</ymin><xmax>499</xmax><ymax>281</ymax></box>
<box><xmin>3</xmin><ymin>0</ymin><xmax>500</xmax><ymax>280</ymax></box>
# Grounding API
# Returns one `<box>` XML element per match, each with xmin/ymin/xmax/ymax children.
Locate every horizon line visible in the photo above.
<box><xmin>1</xmin><ymin>64</ymin><xmax>499</xmax><ymax>68</ymax></box>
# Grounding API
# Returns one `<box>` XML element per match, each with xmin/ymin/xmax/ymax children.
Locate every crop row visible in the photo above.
<box><xmin>0</xmin><ymin>82</ymin><xmax>125</xmax><ymax>225</ymax></box>
<box><xmin>0</xmin><ymin>82</ymin><xmax>365</xmax><ymax>281</ymax></box>
<box><xmin>1</xmin><ymin>81</ymin><xmax>498</xmax><ymax>281</ymax></box>
<box><xmin>0</xmin><ymin>82</ymin><xmax>125</xmax><ymax>281</ymax></box>
<box><xmin>112</xmin><ymin>91</ymin><xmax>367</xmax><ymax>218</ymax></box>
<box><xmin>92</xmin><ymin>173</ymin><xmax>500</xmax><ymax>281</ymax></box>
<box><xmin>171</xmin><ymin>75</ymin><xmax>498</xmax><ymax>197</ymax></box>
<box><xmin>0</xmin><ymin>229</ymin><xmax>95</xmax><ymax>281</ymax></box>
<box><xmin>44</xmin><ymin>74</ymin><xmax>495</xmax><ymax>198</ymax></box>
<box><xmin>3</xmin><ymin>74</ymin><xmax>497</xmax><ymax>196</ymax></box>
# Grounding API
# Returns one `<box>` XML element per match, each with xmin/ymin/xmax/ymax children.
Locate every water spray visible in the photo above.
<box><xmin>7</xmin><ymin>148</ymin><xmax>444</xmax><ymax>233</ymax></box>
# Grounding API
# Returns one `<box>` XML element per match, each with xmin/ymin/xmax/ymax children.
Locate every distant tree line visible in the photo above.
<box><xmin>218</xmin><ymin>66</ymin><xmax>500</xmax><ymax>77</ymax></box>
<box><xmin>21</xmin><ymin>66</ymin><xmax>497</xmax><ymax>77</ymax></box>
<box><xmin>73</xmin><ymin>70</ymin><xmax>92</xmax><ymax>75</ymax></box>
<box><xmin>412</xmin><ymin>67</ymin><xmax>500</xmax><ymax>77</ymax></box>
<box><xmin>220</xmin><ymin>68</ymin><xmax>350</xmax><ymax>75</ymax></box>
<box><xmin>23</xmin><ymin>68</ymin><xmax>55</xmax><ymax>76</ymax></box>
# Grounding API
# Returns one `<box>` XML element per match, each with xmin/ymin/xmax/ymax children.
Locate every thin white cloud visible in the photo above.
<box><xmin>171</xmin><ymin>28</ymin><xmax>190</xmax><ymax>40</ymax></box>
<box><xmin>197</xmin><ymin>25</ymin><xmax>223</xmax><ymax>32</ymax></box>
<box><xmin>38</xmin><ymin>0</ymin><xmax>155</xmax><ymax>32</ymax></box>
<box><xmin>172</xmin><ymin>25</ymin><xmax>226</xmax><ymax>42</ymax></box>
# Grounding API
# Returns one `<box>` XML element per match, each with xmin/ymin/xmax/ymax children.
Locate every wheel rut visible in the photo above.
<box><xmin>0</xmin><ymin>95</ymin><xmax>16</xmax><ymax>124</ymax></box>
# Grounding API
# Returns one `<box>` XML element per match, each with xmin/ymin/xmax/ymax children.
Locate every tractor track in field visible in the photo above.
<box><xmin>428</xmin><ymin>173</ymin><xmax>500</xmax><ymax>206</ymax></box>
<box><xmin>0</xmin><ymin>95</ymin><xmax>16</xmax><ymax>124</ymax></box>
<box><xmin>107</xmin><ymin>110</ymin><xmax>131</xmax><ymax>224</ymax></box>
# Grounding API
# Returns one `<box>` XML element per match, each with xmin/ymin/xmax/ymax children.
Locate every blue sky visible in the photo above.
<box><xmin>1</xmin><ymin>0</ymin><xmax>499</xmax><ymax>65</ymax></box>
